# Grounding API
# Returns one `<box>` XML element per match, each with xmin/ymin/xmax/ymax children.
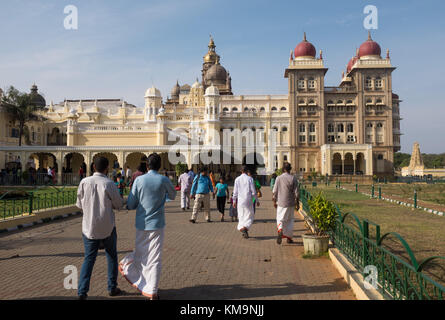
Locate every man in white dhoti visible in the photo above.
<box><xmin>119</xmin><ymin>153</ymin><xmax>176</xmax><ymax>300</ymax></box>
<box><xmin>272</xmin><ymin>162</ymin><xmax>299</xmax><ymax>244</ymax></box>
<box><xmin>232</xmin><ymin>166</ymin><xmax>258</xmax><ymax>239</ymax></box>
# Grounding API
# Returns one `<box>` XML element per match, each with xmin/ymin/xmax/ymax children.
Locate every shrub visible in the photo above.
<box><xmin>308</xmin><ymin>192</ymin><xmax>338</xmax><ymax>236</ymax></box>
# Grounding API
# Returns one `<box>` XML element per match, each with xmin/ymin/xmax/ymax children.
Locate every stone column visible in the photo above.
<box><xmin>341</xmin><ymin>153</ymin><xmax>344</xmax><ymax>175</ymax></box>
<box><xmin>85</xmin><ymin>152</ymin><xmax>92</xmax><ymax>176</ymax></box>
<box><xmin>118</xmin><ymin>152</ymin><xmax>125</xmax><ymax>170</ymax></box>
<box><xmin>56</xmin><ymin>152</ymin><xmax>63</xmax><ymax>185</ymax></box>
<box><xmin>353</xmin><ymin>153</ymin><xmax>356</xmax><ymax>175</ymax></box>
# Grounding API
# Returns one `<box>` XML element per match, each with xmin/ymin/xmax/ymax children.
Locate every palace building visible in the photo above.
<box><xmin>0</xmin><ymin>33</ymin><xmax>402</xmax><ymax>183</ymax></box>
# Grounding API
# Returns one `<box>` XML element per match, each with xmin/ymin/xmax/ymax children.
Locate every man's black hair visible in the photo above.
<box><xmin>283</xmin><ymin>162</ymin><xmax>292</xmax><ymax>173</ymax></box>
<box><xmin>138</xmin><ymin>162</ymin><xmax>148</xmax><ymax>173</ymax></box>
<box><xmin>147</xmin><ymin>153</ymin><xmax>161</xmax><ymax>171</ymax></box>
<box><xmin>94</xmin><ymin>156</ymin><xmax>109</xmax><ymax>173</ymax></box>
<box><xmin>200</xmin><ymin>165</ymin><xmax>208</xmax><ymax>173</ymax></box>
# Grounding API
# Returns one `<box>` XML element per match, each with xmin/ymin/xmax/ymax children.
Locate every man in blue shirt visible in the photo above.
<box><xmin>118</xmin><ymin>153</ymin><xmax>176</xmax><ymax>300</ymax></box>
<box><xmin>190</xmin><ymin>166</ymin><xmax>214</xmax><ymax>223</ymax></box>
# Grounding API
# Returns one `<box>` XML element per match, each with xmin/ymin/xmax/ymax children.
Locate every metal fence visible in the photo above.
<box><xmin>0</xmin><ymin>173</ymin><xmax>84</xmax><ymax>186</ymax></box>
<box><xmin>0</xmin><ymin>189</ymin><xmax>78</xmax><ymax>220</ymax></box>
<box><xmin>299</xmin><ymin>186</ymin><xmax>445</xmax><ymax>300</ymax></box>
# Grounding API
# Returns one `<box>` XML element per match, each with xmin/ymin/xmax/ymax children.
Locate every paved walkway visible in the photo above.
<box><xmin>0</xmin><ymin>188</ymin><xmax>355</xmax><ymax>300</ymax></box>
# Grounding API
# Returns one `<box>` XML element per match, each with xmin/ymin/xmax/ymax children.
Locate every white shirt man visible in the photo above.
<box><xmin>76</xmin><ymin>172</ymin><xmax>123</xmax><ymax>239</ymax></box>
<box><xmin>232</xmin><ymin>168</ymin><xmax>257</xmax><ymax>239</ymax></box>
<box><xmin>76</xmin><ymin>161</ymin><xmax>124</xmax><ymax>300</ymax></box>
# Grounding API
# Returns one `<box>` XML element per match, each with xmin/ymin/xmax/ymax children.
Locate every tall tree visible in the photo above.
<box><xmin>0</xmin><ymin>85</ymin><xmax>46</xmax><ymax>146</ymax></box>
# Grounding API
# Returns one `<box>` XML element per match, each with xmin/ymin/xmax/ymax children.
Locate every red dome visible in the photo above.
<box><xmin>294</xmin><ymin>33</ymin><xmax>316</xmax><ymax>58</ymax></box>
<box><xmin>358</xmin><ymin>32</ymin><xmax>381</xmax><ymax>58</ymax></box>
<box><xmin>347</xmin><ymin>56</ymin><xmax>358</xmax><ymax>73</ymax></box>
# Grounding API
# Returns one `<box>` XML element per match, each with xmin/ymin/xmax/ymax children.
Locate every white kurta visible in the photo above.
<box><xmin>233</xmin><ymin>173</ymin><xmax>257</xmax><ymax>231</ymax></box>
<box><xmin>276</xmin><ymin>206</ymin><xmax>294</xmax><ymax>239</ymax></box>
<box><xmin>119</xmin><ymin>228</ymin><xmax>164</xmax><ymax>296</ymax></box>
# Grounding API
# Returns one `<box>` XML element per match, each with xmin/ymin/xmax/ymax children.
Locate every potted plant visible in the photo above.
<box><xmin>302</xmin><ymin>192</ymin><xmax>338</xmax><ymax>256</ymax></box>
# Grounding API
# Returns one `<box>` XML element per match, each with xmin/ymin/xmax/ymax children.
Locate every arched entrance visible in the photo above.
<box><xmin>355</xmin><ymin>153</ymin><xmax>365</xmax><ymax>174</ymax></box>
<box><xmin>92</xmin><ymin>152</ymin><xmax>118</xmax><ymax>176</ymax></box>
<box><xmin>28</xmin><ymin>152</ymin><xmax>58</xmax><ymax>184</ymax></box>
<box><xmin>344</xmin><ymin>153</ymin><xmax>354</xmax><ymax>175</ymax></box>
<box><xmin>125</xmin><ymin>152</ymin><xmax>148</xmax><ymax>173</ymax></box>
<box><xmin>63</xmin><ymin>153</ymin><xmax>85</xmax><ymax>185</ymax></box>
<box><xmin>332</xmin><ymin>153</ymin><xmax>342</xmax><ymax>175</ymax></box>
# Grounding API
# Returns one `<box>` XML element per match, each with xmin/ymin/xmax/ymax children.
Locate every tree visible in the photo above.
<box><xmin>0</xmin><ymin>86</ymin><xmax>46</xmax><ymax>146</ymax></box>
<box><xmin>175</xmin><ymin>162</ymin><xmax>188</xmax><ymax>178</ymax></box>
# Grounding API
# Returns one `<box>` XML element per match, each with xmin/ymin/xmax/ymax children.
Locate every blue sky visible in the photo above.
<box><xmin>0</xmin><ymin>0</ymin><xmax>444</xmax><ymax>153</ymax></box>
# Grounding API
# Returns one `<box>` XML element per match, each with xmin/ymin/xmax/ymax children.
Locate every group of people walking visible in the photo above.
<box><xmin>75</xmin><ymin>154</ymin><xmax>299</xmax><ymax>300</ymax></box>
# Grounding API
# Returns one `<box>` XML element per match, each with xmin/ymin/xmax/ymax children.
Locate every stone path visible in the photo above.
<box><xmin>0</xmin><ymin>188</ymin><xmax>355</xmax><ymax>300</ymax></box>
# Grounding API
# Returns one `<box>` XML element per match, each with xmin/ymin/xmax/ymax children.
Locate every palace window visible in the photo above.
<box><xmin>347</xmin><ymin>135</ymin><xmax>355</xmax><ymax>142</ymax></box>
<box><xmin>222</xmin><ymin>107</ymin><xmax>229</xmax><ymax>112</ymax></box>
<box><xmin>299</xmin><ymin>123</ymin><xmax>305</xmax><ymax>133</ymax></box>
<box><xmin>309</xmin><ymin>135</ymin><xmax>316</xmax><ymax>142</ymax></box>
<box><xmin>281</xmin><ymin>126</ymin><xmax>288</xmax><ymax>132</ymax></box>
<box><xmin>327</xmin><ymin>135</ymin><xmax>335</xmax><ymax>142</ymax></box>
<box><xmin>366</xmin><ymin>122</ymin><xmax>373</xmax><ymax>128</ymax></box>
<box><xmin>377</xmin><ymin>122</ymin><xmax>383</xmax><ymax>128</ymax></box>
<box><xmin>232</xmin><ymin>107</ymin><xmax>238</xmax><ymax>112</ymax></box>
<box><xmin>337</xmin><ymin>123</ymin><xmax>344</xmax><ymax>132</ymax></box>
<box><xmin>308</xmin><ymin>78</ymin><xmax>316</xmax><ymax>89</ymax></box>
<box><xmin>280</xmin><ymin>106</ymin><xmax>287</xmax><ymax>111</ymax></box>
<box><xmin>272</xmin><ymin>126</ymin><xmax>278</xmax><ymax>131</ymax></box>
<box><xmin>298</xmin><ymin>78</ymin><xmax>305</xmax><ymax>89</ymax></box>
<box><xmin>299</xmin><ymin>135</ymin><xmax>306</xmax><ymax>142</ymax></box>
<box><xmin>244</xmin><ymin>107</ymin><xmax>249</xmax><ymax>112</ymax></box>
<box><xmin>271</xmin><ymin>106</ymin><xmax>277</xmax><ymax>111</ymax></box>
<box><xmin>260</xmin><ymin>107</ymin><xmax>265</xmax><ymax>112</ymax></box>
<box><xmin>11</xmin><ymin>128</ymin><xmax>19</xmax><ymax>138</ymax></box>
<box><xmin>365</xmin><ymin>77</ymin><xmax>373</xmax><ymax>89</ymax></box>
<box><xmin>309</xmin><ymin>123</ymin><xmax>315</xmax><ymax>133</ymax></box>
<box><xmin>328</xmin><ymin>123</ymin><xmax>334</xmax><ymax>133</ymax></box>
<box><xmin>375</xmin><ymin>77</ymin><xmax>383</xmax><ymax>89</ymax></box>
<box><xmin>377</xmin><ymin>154</ymin><xmax>384</xmax><ymax>160</ymax></box>
<box><xmin>347</xmin><ymin>123</ymin><xmax>354</xmax><ymax>132</ymax></box>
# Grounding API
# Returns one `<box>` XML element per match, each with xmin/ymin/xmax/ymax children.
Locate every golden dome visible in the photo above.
<box><xmin>203</xmin><ymin>35</ymin><xmax>220</xmax><ymax>64</ymax></box>
<box><xmin>204</xmin><ymin>51</ymin><xmax>219</xmax><ymax>63</ymax></box>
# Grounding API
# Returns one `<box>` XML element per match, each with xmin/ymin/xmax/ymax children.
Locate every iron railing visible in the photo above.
<box><xmin>0</xmin><ymin>189</ymin><xmax>78</xmax><ymax>220</ymax></box>
<box><xmin>299</xmin><ymin>186</ymin><xmax>445</xmax><ymax>300</ymax></box>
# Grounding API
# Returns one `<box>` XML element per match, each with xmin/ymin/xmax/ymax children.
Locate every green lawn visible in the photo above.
<box><xmin>342</xmin><ymin>183</ymin><xmax>445</xmax><ymax>209</ymax></box>
<box><xmin>305</xmin><ymin>184</ymin><xmax>445</xmax><ymax>284</ymax></box>
<box><xmin>0</xmin><ymin>186</ymin><xmax>78</xmax><ymax>219</ymax></box>
<box><xmin>0</xmin><ymin>185</ymin><xmax>130</xmax><ymax>220</ymax></box>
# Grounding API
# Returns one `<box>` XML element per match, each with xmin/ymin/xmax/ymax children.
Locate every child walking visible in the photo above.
<box><xmin>228</xmin><ymin>192</ymin><xmax>238</xmax><ymax>222</ymax></box>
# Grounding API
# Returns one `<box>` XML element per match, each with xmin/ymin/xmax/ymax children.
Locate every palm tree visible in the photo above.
<box><xmin>0</xmin><ymin>85</ymin><xmax>47</xmax><ymax>146</ymax></box>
